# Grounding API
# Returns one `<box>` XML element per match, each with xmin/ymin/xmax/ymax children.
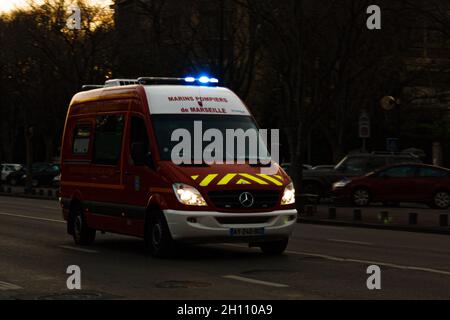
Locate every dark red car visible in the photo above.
<box><xmin>332</xmin><ymin>164</ymin><xmax>450</xmax><ymax>209</ymax></box>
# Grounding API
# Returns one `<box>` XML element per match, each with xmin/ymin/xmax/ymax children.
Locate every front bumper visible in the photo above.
<box><xmin>163</xmin><ymin>209</ymin><xmax>297</xmax><ymax>243</ymax></box>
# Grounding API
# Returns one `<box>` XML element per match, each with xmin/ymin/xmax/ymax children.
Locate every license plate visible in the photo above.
<box><xmin>229</xmin><ymin>228</ymin><xmax>265</xmax><ymax>236</ymax></box>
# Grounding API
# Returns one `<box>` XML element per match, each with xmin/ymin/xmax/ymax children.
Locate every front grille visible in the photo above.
<box><xmin>215</xmin><ymin>216</ymin><xmax>274</xmax><ymax>225</ymax></box>
<box><xmin>208</xmin><ymin>190</ymin><xmax>280</xmax><ymax>209</ymax></box>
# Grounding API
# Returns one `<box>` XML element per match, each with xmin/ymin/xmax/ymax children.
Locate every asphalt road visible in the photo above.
<box><xmin>0</xmin><ymin>195</ymin><xmax>450</xmax><ymax>300</ymax></box>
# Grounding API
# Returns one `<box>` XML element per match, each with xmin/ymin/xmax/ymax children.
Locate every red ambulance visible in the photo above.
<box><xmin>60</xmin><ymin>77</ymin><xmax>297</xmax><ymax>257</ymax></box>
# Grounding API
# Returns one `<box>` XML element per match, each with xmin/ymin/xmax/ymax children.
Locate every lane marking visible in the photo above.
<box><xmin>223</xmin><ymin>275</ymin><xmax>289</xmax><ymax>288</ymax></box>
<box><xmin>286</xmin><ymin>250</ymin><xmax>450</xmax><ymax>276</ymax></box>
<box><xmin>0</xmin><ymin>281</ymin><xmax>22</xmax><ymax>291</ymax></box>
<box><xmin>221</xmin><ymin>244</ymin><xmax>450</xmax><ymax>277</ymax></box>
<box><xmin>59</xmin><ymin>245</ymin><xmax>99</xmax><ymax>254</ymax></box>
<box><xmin>327</xmin><ymin>239</ymin><xmax>372</xmax><ymax>246</ymax></box>
<box><xmin>41</xmin><ymin>206</ymin><xmax>60</xmax><ymax>211</ymax></box>
<box><xmin>0</xmin><ymin>212</ymin><xmax>65</xmax><ymax>224</ymax></box>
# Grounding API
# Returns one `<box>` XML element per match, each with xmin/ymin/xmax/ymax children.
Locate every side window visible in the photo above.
<box><xmin>382</xmin><ymin>166</ymin><xmax>416</xmax><ymax>178</ymax></box>
<box><xmin>366</xmin><ymin>157</ymin><xmax>387</xmax><ymax>171</ymax></box>
<box><xmin>93</xmin><ymin>115</ymin><xmax>125</xmax><ymax>165</ymax></box>
<box><xmin>72</xmin><ymin>124</ymin><xmax>92</xmax><ymax>155</ymax></box>
<box><xmin>130</xmin><ymin>116</ymin><xmax>150</xmax><ymax>165</ymax></box>
<box><xmin>418</xmin><ymin>167</ymin><xmax>448</xmax><ymax>178</ymax></box>
<box><xmin>340</xmin><ymin>157</ymin><xmax>367</xmax><ymax>173</ymax></box>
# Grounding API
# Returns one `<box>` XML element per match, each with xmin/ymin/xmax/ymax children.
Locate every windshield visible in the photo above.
<box><xmin>152</xmin><ymin>114</ymin><xmax>271</xmax><ymax>163</ymax></box>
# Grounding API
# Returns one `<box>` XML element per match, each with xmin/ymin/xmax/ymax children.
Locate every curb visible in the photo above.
<box><xmin>297</xmin><ymin>217</ymin><xmax>450</xmax><ymax>236</ymax></box>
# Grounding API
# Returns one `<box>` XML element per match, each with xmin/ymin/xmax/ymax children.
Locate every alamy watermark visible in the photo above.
<box><xmin>170</xmin><ymin>122</ymin><xmax>279</xmax><ymax>169</ymax></box>
<box><xmin>66</xmin><ymin>265</ymin><xmax>81</xmax><ymax>290</ymax></box>
<box><xmin>66</xmin><ymin>5</ymin><xmax>81</xmax><ymax>30</ymax></box>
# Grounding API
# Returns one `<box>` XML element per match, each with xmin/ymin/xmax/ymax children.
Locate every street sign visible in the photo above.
<box><xmin>359</xmin><ymin>111</ymin><xmax>371</xmax><ymax>138</ymax></box>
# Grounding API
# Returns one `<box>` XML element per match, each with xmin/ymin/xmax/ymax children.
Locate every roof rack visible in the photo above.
<box><xmin>104</xmin><ymin>79</ymin><xmax>139</xmax><ymax>87</ymax></box>
<box><xmin>81</xmin><ymin>76</ymin><xmax>220</xmax><ymax>91</ymax></box>
<box><xmin>81</xmin><ymin>85</ymin><xmax>104</xmax><ymax>91</ymax></box>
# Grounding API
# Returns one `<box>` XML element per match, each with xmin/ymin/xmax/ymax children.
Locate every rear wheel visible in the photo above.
<box><xmin>145</xmin><ymin>211</ymin><xmax>175</xmax><ymax>258</ymax></box>
<box><xmin>71</xmin><ymin>206</ymin><xmax>96</xmax><ymax>245</ymax></box>
<box><xmin>259</xmin><ymin>239</ymin><xmax>289</xmax><ymax>255</ymax></box>
<box><xmin>433</xmin><ymin>191</ymin><xmax>450</xmax><ymax>209</ymax></box>
<box><xmin>352</xmin><ymin>188</ymin><xmax>371</xmax><ymax>207</ymax></box>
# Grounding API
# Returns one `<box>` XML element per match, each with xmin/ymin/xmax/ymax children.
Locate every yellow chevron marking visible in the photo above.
<box><xmin>257</xmin><ymin>174</ymin><xmax>283</xmax><ymax>186</ymax></box>
<box><xmin>199</xmin><ymin>174</ymin><xmax>218</xmax><ymax>187</ymax></box>
<box><xmin>274</xmin><ymin>175</ymin><xmax>283</xmax><ymax>181</ymax></box>
<box><xmin>218</xmin><ymin>173</ymin><xmax>237</xmax><ymax>185</ymax></box>
<box><xmin>236</xmin><ymin>179</ymin><xmax>251</xmax><ymax>185</ymax></box>
<box><xmin>191</xmin><ymin>175</ymin><xmax>199</xmax><ymax>181</ymax></box>
<box><xmin>239</xmin><ymin>173</ymin><xmax>269</xmax><ymax>185</ymax></box>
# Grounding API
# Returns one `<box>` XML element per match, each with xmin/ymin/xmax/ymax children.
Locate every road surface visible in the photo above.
<box><xmin>0</xmin><ymin>196</ymin><xmax>449</xmax><ymax>300</ymax></box>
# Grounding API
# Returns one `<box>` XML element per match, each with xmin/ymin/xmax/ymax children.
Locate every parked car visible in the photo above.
<box><xmin>332</xmin><ymin>163</ymin><xmax>450</xmax><ymax>209</ymax></box>
<box><xmin>281</xmin><ymin>163</ymin><xmax>313</xmax><ymax>174</ymax></box>
<box><xmin>1</xmin><ymin>163</ymin><xmax>23</xmax><ymax>182</ymax></box>
<box><xmin>302</xmin><ymin>152</ymin><xmax>422</xmax><ymax>198</ymax></box>
<box><xmin>6</xmin><ymin>163</ymin><xmax>60</xmax><ymax>187</ymax></box>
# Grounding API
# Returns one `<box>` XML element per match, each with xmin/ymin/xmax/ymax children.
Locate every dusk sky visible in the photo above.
<box><xmin>0</xmin><ymin>0</ymin><xmax>113</xmax><ymax>12</ymax></box>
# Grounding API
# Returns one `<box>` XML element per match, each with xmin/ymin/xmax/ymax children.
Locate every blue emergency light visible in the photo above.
<box><xmin>185</xmin><ymin>76</ymin><xmax>219</xmax><ymax>85</ymax></box>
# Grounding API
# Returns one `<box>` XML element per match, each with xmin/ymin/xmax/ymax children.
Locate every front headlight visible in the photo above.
<box><xmin>173</xmin><ymin>183</ymin><xmax>207</xmax><ymax>206</ymax></box>
<box><xmin>333</xmin><ymin>179</ymin><xmax>352</xmax><ymax>188</ymax></box>
<box><xmin>281</xmin><ymin>182</ymin><xmax>296</xmax><ymax>205</ymax></box>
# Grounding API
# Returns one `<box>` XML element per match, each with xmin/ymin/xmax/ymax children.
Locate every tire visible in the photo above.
<box><xmin>259</xmin><ymin>238</ymin><xmax>289</xmax><ymax>255</ymax></box>
<box><xmin>433</xmin><ymin>191</ymin><xmax>450</xmax><ymax>209</ymax></box>
<box><xmin>9</xmin><ymin>178</ymin><xmax>17</xmax><ymax>186</ymax></box>
<box><xmin>352</xmin><ymin>188</ymin><xmax>371</xmax><ymax>207</ymax></box>
<box><xmin>145</xmin><ymin>211</ymin><xmax>175</xmax><ymax>258</ymax></box>
<box><xmin>71</xmin><ymin>206</ymin><xmax>96</xmax><ymax>246</ymax></box>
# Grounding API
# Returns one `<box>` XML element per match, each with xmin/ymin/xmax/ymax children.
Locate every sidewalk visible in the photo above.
<box><xmin>298</xmin><ymin>203</ymin><xmax>450</xmax><ymax>235</ymax></box>
<box><xmin>0</xmin><ymin>185</ymin><xmax>58</xmax><ymax>200</ymax></box>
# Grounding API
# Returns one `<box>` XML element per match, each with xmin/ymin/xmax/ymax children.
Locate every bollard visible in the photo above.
<box><xmin>305</xmin><ymin>205</ymin><xmax>316</xmax><ymax>217</ymax></box>
<box><xmin>380</xmin><ymin>211</ymin><xmax>389</xmax><ymax>223</ymax></box>
<box><xmin>353</xmin><ymin>209</ymin><xmax>362</xmax><ymax>221</ymax></box>
<box><xmin>409</xmin><ymin>213</ymin><xmax>418</xmax><ymax>225</ymax></box>
<box><xmin>328</xmin><ymin>207</ymin><xmax>337</xmax><ymax>219</ymax></box>
<box><xmin>439</xmin><ymin>214</ymin><xmax>448</xmax><ymax>227</ymax></box>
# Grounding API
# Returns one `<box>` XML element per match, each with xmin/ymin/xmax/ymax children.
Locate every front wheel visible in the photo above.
<box><xmin>259</xmin><ymin>239</ymin><xmax>289</xmax><ymax>255</ymax></box>
<box><xmin>71</xmin><ymin>207</ymin><xmax>96</xmax><ymax>245</ymax></box>
<box><xmin>145</xmin><ymin>212</ymin><xmax>175</xmax><ymax>258</ymax></box>
<box><xmin>433</xmin><ymin>191</ymin><xmax>450</xmax><ymax>209</ymax></box>
<box><xmin>352</xmin><ymin>188</ymin><xmax>371</xmax><ymax>207</ymax></box>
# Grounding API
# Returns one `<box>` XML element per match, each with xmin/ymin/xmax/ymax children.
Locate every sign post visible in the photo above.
<box><xmin>359</xmin><ymin>110</ymin><xmax>371</xmax><ymax>152</ymax></box>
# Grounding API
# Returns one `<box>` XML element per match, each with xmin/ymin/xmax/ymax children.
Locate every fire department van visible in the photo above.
<box><xmin>60</xmin><ymin>76</ymin><xmax>297</xmax><ymax>257</ymax></box>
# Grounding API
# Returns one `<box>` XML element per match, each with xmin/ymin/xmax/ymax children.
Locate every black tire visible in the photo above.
<box><xmin>71</xmin><ymin>206</ymin><xmax>96</xmax><ymax>246</ymax></box>
<box><xmin>352</xmin><ymin>187</ymin><xmax>371</xmax><ymax>207</ymax></box>
<box><xmin>260</xmin><ymin>238</ymin><xmax>289</xmax><ymax>255</ymax></box>
<box><xmin>432</xmin><ymin>190</ymin><xmax>450</xmax><ymax>209</ymax></box>
<box><xmin>145</xmin><ymin>211</ymin><xmax>175</xmax><ymax>258</ymax></box>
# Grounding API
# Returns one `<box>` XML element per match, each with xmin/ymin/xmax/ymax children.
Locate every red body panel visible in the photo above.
<box><xmin>60</xmin><ymin>85</ymin><xmax>294</xmax><ymax>238</ymax></box>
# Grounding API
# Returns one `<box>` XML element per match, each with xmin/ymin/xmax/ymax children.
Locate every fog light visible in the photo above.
<box><xmin>187</xmin><ymin>217</ymin><xmax>197</xmax><ymax>223</ymax></box>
